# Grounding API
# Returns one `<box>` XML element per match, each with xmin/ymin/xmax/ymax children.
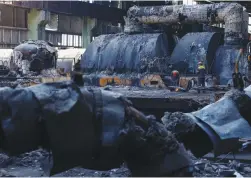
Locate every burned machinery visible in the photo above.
<box><xmin>10</xmin><ymin>40</ymin><xmax>58</xmax><ymax>75</ymax></box>
<box><xmin>81</xmin><ymin>2</ymin><xmax>249</xmax><ymax>89</ymax></box>
<box><xmin>0</xmin><ymin>40</ymin><xmax>67</xmax><ymax>88</ymax></box>
<box><xmin>0</xmin><ymin>81</ymin><xmax>251</xmax><ymax>176</ymax></box>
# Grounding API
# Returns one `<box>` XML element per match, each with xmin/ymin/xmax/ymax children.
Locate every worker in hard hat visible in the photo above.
<box><xmin>247</xmin><ymin>55</ymin><xmax>251</xmax><ymax>81</ymax></box>
<box><xmin>248</xmin><ymin>55</ymin><xmax>251</xmax><ymax>62</ymax></box>
<box><xmin>240</xmin><ymin>55</ymin><xmax>251</xmax><ymax>88</ymax></box>
<box><xmin>197</xmin><ymin>61</ymin><xmax>206</xmax><ymax>87</ymax></box>
<box><xmin>171</xmin><ymin>70</ymin><xmax>180</xmax><ymax>86</ymax></box>
<box><xmin>163</xmin><ymin>70</ymin><xmax>180</xmax><ymax>86</ymax></box>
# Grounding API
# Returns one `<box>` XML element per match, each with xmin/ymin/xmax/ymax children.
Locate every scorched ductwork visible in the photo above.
<box><xmin>79</xmin><ymin>2</ymin><xmax>249</xmax><ymax>87</ymax></box>
<box><xmin>125</xmin><ymin>3</ymin><xmax>248</xmax><ymax>45</ymax></box>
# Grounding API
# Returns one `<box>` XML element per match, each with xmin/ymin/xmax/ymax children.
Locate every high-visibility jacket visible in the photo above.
<box><xmin>197</xmin><ymin>65</ymin><xmax>206</xmax><ymax>79</ymax></box>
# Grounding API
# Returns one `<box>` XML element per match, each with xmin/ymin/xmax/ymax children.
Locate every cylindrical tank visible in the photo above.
<box><xmin>81</xmin><ymin>33</ymin><xmax>177</xmax><ymax>74</ymax></box>
<box><xmin>13</xmin><ymin>40</ymin><xmax>57</xmax><ymax>72</ymax></box>
<box><xmin>169</xmin><ymin>32</ymin><xmax>223</xmax><ymax>74</ymax></box>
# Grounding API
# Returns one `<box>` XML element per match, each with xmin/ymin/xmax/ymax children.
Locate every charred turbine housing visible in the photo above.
<box><xmin>11</xmin><ymin>40</ymin><xmax>58</xmax><ymax>74</ymax></box>
<box><xmin>125</xmin><ymin>3</ymin><xmax>248</xmax><ymax>45</ymax></box>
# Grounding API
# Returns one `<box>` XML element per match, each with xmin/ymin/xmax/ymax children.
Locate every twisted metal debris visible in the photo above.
<box><xmin>0</xmin><ymin>81</ymin><xmax>250</xmax><ymax>176</ymax></box>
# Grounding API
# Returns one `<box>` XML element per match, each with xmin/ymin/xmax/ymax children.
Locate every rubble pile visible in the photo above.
<box><xmin>193</xmin><ymin>159</ymin><xmax>251</xmax><ymax>177</ymax></box>
<box><xmin>0</xmin><ymin>81</ymin><xmax>251</xmax><ymax>177</ymax></box>
<box><xmin>116</xmin><ymin>117</ymin><xmax>193</xmax><ymax>176</ymax></box>
<box><xmin>0</xmin><ymin>149</ymin><xmax>47</xmax><ymax>177</ymax></box>
<box><xmin>0</xmin><ymin>69</ymin><xmax>64</xmax><ymax>88</ymax></box>
<box><xmin>1</xmin><ymin>149</ymin><xmax>251</xmax><ymax>177</ymax></box>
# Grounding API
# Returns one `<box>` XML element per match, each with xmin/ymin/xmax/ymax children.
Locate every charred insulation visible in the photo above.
<box><xmin>161</xmin><ymin>112</ymin><xmax>213</xmax><ymax>157</ymax></box>
<box><xmin>117</xmin><ymin>118</ymin><xmax>193</xmax><ymax>176</ymax></box>
<box><xmin>125</xmin><ymin>3</ymin><xmax>248</xmax><ymax>45</ymax></box>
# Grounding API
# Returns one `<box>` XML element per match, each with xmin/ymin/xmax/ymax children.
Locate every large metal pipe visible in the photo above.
<box><xmin>0</xmin><ymin>82</ymin><xmax>193</xmax><ymax>176</ymax></box>
<box><xmin>162</xmin><ymin>88</ymin><xmax>251</xmax><ymax>157</ymax></box>
<box><xmin>2</xmin><ymin>81</ymin><xmax>251</xmax><ymax>175</ymax></box>
<box><xmin>125</xmin><ymin>3</ymin><xmax>248</xmax><ymax>45</ymax></box>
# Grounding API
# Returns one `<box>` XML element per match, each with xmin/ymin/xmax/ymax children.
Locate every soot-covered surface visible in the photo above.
<box><xmin>81</xmin><ymin>33</ymin><xmax>172</xmax><ymax>74</ymax></box>
<box><xmin>126</xmin><ymin>3</ymin><xmax>247</xmax><ymax>45</ymax></box>
<box><xmin>102</xmin><ymin>86</ymin><xmax>218</xmax><ymax>103</ymax></box>
<box><xmin>1</xmin><ymin>149</ymin><xmax>251</xmax><ymax>177</ymax></box>
<box><xmin>213</xmin><ymin>45</ymin><xmax>247</xmax><ymax>85</ymax></box>
<box><xmin>0</xmin><ymin>69</ymin><xmax>64</xmax><ymax>88</ymax></box>
<box><xmin>170</xmin><ymin>32</ymin><xmax>222</xmax><ymax>73</ymax></box>
<box><xmin>0</xmin><ymin>83</ymin><xmax>249</xmax><ymax>177</ymax></box>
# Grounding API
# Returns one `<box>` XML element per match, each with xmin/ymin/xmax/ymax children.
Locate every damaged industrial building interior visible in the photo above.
<box><xmin>3</xmin><ymin>0</ymin><xmax>251</xmax><ymax>177</ymax></box>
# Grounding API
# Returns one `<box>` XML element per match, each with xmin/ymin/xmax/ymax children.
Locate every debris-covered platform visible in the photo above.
<box><xmin>1</xmin><ymin>149</ymin><xmax>251</xmax><ymax>177</ymax></box>
<box><xmin>0</xmin><ymin>81</ymin><xmax>250</xmax><ymax>177</ymax></box>
<box><xmin>101</xmin><ymin>86</ymin><xmax>226</xmax><ymax>118</ymax></box>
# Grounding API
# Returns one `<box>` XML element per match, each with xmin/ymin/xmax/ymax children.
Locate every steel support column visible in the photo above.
<box><xmin>27</xmin><ymin>8</ymin><xmax>50</xmax><ymax>40</ymax></box>
<box><xmin>82</xmin><ymin>16</ymin><xmax>96</xmax><ymax>48</ymax></box>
